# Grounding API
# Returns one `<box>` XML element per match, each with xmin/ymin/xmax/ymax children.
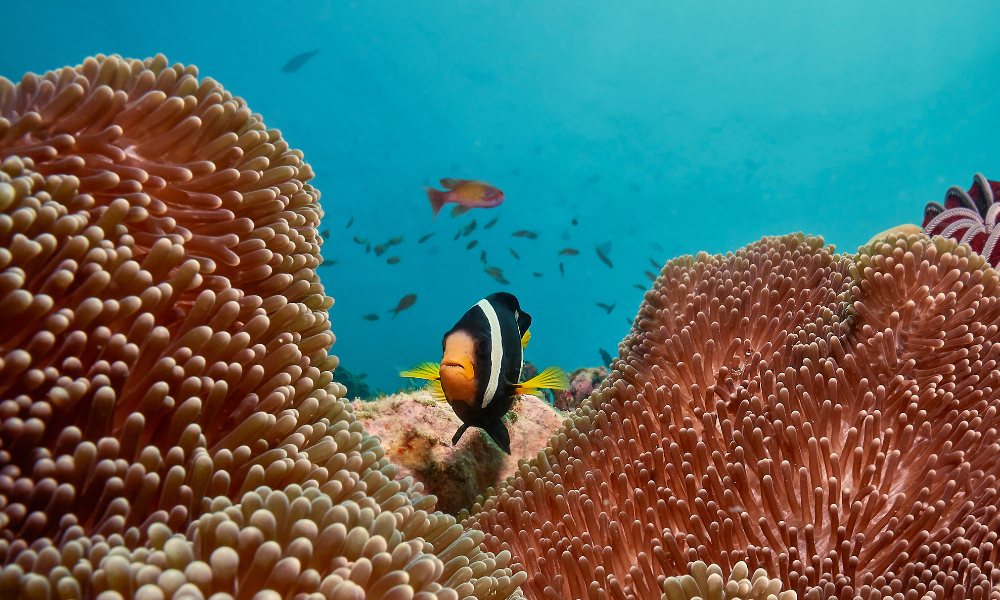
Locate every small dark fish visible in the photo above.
<box><xmin>533</xmin><ymin>272</ymin><xmax>543</xmax><ymax>277</ymax></box>
<box><xmin>587</xmin><ymin>175</ymin><xmax>601</xmax><ymax>184</ymax></box>
<box><xmin>644</xmin><ymin>270</ymin><xmax>658</xmax><ymax>282</ymax></box>
<box><xmin>353</xmin><ymin>236</ymin><xmax>368</xmax><ymax>244</ymax></box>
<box><xmin>652</xmin><ymin>242</ymin><xmax>664</xmax><ymax>252</ymax></box>
<box><xmin>512</xmin><ymin>230</ymin><xmax>538</xmax><ymax>239</ymax></box>
<box><xmin>595</xmin><ymin>246</ymin><xmax>613</xmax><ymax>269</ymax></box>
<box><xmin>467</xmin><ymin>240</ymin><xmax>478</xmax><ymax>250</ymax></box>
<box><xmin>386</xmin><ymin>236</ymin><xmax>404</xmax><ymax>247</ymax></box>
<box><xmin>362</xmin><ymin>313</ymin><xmax>380</xmax><ymax>321</ymax></box>
<box><xmin>462</xmin><ymin>219</ymin><xmax>477</xmax><ymax>237</ymax></box>
<box><xmin>358</xmin><ymin>373</ymin><xmax>368</xmax><ymax>379</ymax></box>
<box><xmin>321</xmin><ymin>259</ymin><xmax>339</xmax><ymax>267</ymax></box>
<box><xmin>454</xmin><ymin>229</ymin><xmax>462</xmax><ymax>241</ymax></box>
<box><xmin>599</xmin><ymin>348</ymin><xmax>614</xmax><ymax>365</ymax></box>
<box><xmin>597</xmin><ymin>241</ymin><xmax>612</xmax><ymax>254</ymax></box>
<box><xmin>419</xmin><ymin>233</ymin><xmax>435</xmax><ymax>244</ymax></box>
<box><xmin>366</xmin><ymin>242</ymin><xmax>371</xmax><ymax>253</ymax></box>
<box><xmin>494</xmin><ymin>276</ymin><xmax>510</xmax><ymax>285</ymax></box>
<box><xmin>281</xmin><ymin>49</ymin><xmax>320</xmax><ymax>73</ymax></box>
<box><xmin>480</xmin><ymin>250</ymin><xmax>488</xmax><ymax>265</ymax></box>
<box><xmin>558</xmin><ymin>248</ymin><xmax>579</xmax><ymax>256</ymax></box>
<box><xmin>484</xmin><ymin>266</ymin><xmax>504</xmax><ymax>278</ymax></box>
<box><xmin>509</xmin><ymin>247</ymin><xmax>520</xmax><ymax>260</ymax></box>
<box><xmin>628</xmin><ymin>183</ymin><xmax>640</xmax><ymax>192</ymax></box>
<box><xmin>321</xmin><ymin>229</ymin><xmax>330</xmax><ymax>239</ymax></box>
<box><xmin>632</xmin><ymin>284</ymin><xmax>646</xmax><ymax>290</ymax></box>
<box><xmin>386</xmin><ymin>256</ymin><xmax>401</xmax><ymax>265</ymax></box>
<box><xmin>374</xmin><ymin>245</ymin><xmax>387</xmax><ymax>257</ymax></box>
<box><xmin>346</xmin><ymin>216</ymin><xmax>353</xmax><ymax>229</ymax></box>
<box><xmin>484</xmin><ymin>216</ymin><xmax>499</xmax><ymax>229</ymax></box>
<box><xmin>388</xmin><ymin>294</ymin><xmax>417</xmax><ymax>318</ymax></box>
<box><xmin>648</xmin><ymin>257</ymin><xmax>660</xmax><ymax>269</ymax></box>
<box><xmin>571</xmin><ymin>218</ymin><xmax>578</xmax><ymax>226</ymax></box>
<box><xmin>559</xmin><ymin>262</ymin><xmax>565</xmax><ymax>277</ymax></box>
<box><xmin>596</xmin><ymin>302</ymin><xmax>616</xmax><ymax>314</ymax></box>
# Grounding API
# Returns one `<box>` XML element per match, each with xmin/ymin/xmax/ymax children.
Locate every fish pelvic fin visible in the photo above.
<box><xmin>424</xmin><ymin>186</ymin><xmax>446</xmax><ymax>219</ymax></box>
<box><xmin>399</xmin><ymin>362</ymin><xmax>441</xmax><ymax>380</ymax></box>
<box><xmin>516</xmin><ymin>366</ymin><xmax>570</xmax><ymax>394</ymax></box>
<box><xmin>483</xmin><ymin>420</ymin><xmax>512</xmax><ymax>455</ymax></box>
<box><xmin>520</xmin><ymin>330</ymin><xmax>531</xmax><ymax>349</ymax></box>
<box><xmin>450</xmin><ymin>204</ymin><xmax>471</xmax><ymax>218</ymax></box>
<box><xmin>427</xmin><ymin>379</ymin><xmax>448</xmax><ymax>403</ymax></box>
<box><xmin>452</xmin><ymin>423</ymin><xmax>471</xmax><ymax>446</ymax></box>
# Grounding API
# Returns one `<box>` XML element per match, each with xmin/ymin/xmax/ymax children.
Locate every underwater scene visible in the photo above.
<box><xmin>1</xmin><ymin>1</ymin><xmax>1000</xmax><ymax>600</ymax></box>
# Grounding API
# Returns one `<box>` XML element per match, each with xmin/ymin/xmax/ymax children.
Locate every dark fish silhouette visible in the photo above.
<box><xmin>353</xmin><ymin>237</ymin><xmax>367</xmax><ymax>244</ymax></box>
<box><xmin>599</xmin><ymin>348</ymin><xmax>614</xmax><ymax>365</ymax></box>
<box><xmin>509</xmin><ymin>247</ymin><xmax>519</xmax><ymax>259</ymax></box>
<box><xmin>596</xmin><ymin>302</ymin><xmax>616</xmax><ymax>314</ymax></box>
<box><xmin>652</xmin><ymin>242</ymin><xmax>664</xmax><ymax>251</ymax></box>
<box><xmin>533</xmin><ymin>272</ymin><xmax>543</xmax><ymax>277</ymax></box>
<box><xmin>462</xmin><ymin>219</ymin><xmax>477</xmax><ymax>237</ymax></box>
<box><xmin>632</xmin><ymin>284</ymin><xmax>646</xmax><ymax>290</ymax></box>
<box><xmin>484</xmin><ymin>216</ymin><xmax>499</xmax><ymax>229</ymax></box>
<box><xmin>386</xmin><ymin>256</ymin><xmax>401</xmax><ymax>264</ymax></box>
<box><xmin>346</xmin><ymin>216</ymin><xmax>353</xmax><ymax>228</ymax></box>
<box><xmin>362</xmin><ymin>313</ymin><xmax>380</xmax><ymax>321</ymax></box>
<box><xmin>419</xmin><ymin>233</ymin><xmax>435</xmax><ymax>243</ymax></box>
<box><xmin>512</xmin><ymin>230</ymin><xmax>537</xmax><ymax>239</ymax></box>
<box><xmin>454</xmin><ymin>230</ymin><xmax>462</xmax><ymax>241</ymax></box>
<box><xmin>321</xmin><ymin>229</ymin><xmax>330</xmax><ymax>239</ymax></box>
<box><xmin>484</xmin><ymin>266</ymin><xmax>504</xmax><ymax>278</ymax></box>
<box><xmin>572</xmin><ymin>218</ymin><xmax>578</xmax><ymax>226</ymax></box>
<box><xmin>386</xmin><ymin>236</ymin><xmax>404</xmax><ymax>247</ymax></box>
<box><xmin>281</xmin><ymin>50</ymin><xmax>320</xmax><ymax>73</ymax></box>
<box><xmin>365</xmin><ymin>242</ymin><xmax>371</xmax><ymax>253</ymax></box>
<box><xmin>374</xmin><ymin>245</ymin><xmax>387</xmax><ymax>257</ymax></box>
<box><xmin>480</xmin><ymin>250</ymin><xmax>488</xmax><ymax>265</ymax></box>
<box><xmin>388</xmin><ymin>294</ymin><xmax>417</xmax><ymax>318</ymax></box>
<box><xmin>595</xmin><ymin>244</ymin><xmax>613</xmax><ymax>269</ymax></box>
<box><xmin>467</xmin><ymin>240</ymin><xmax>478</xmax><ymax>250</ymax></box>
<box><xmin>321</xmin><ymin>259</ymin><xmax>338</xmax><ymax>267</ymax></box>
<box><xmin>649</xmin><ymin>257</ymin><xmax>660</xmax><ymax>269</ymax></box>
<box><xmin>558</xmin><ymin>248</ymin><xmax>579</xmax><ymax>256</ymax></box>
<box><xmin>644</xmin><ymin>270</ymin><xmax>658</xmax><ymax>282</ymax></box>
<box><xmin>559</xmin><ymin>262</ymin><xmax>565</xmax><ymax>277</ymax></box>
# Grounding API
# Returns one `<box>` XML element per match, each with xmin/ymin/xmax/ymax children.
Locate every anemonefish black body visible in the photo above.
<box><xmin>400</xmin><ymin>292</ymin><xmax>568</xmax><ymax>454</ymax></box>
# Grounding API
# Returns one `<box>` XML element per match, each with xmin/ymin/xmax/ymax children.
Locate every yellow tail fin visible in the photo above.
<box><xmin>520</xmin><ymin>330</ymin><xmax>531</xmax><ymax>349</ymax></box>
<box><xmin>515</xmin><ymin>366</ymin><xmax>569</xmax><ymax>395</ymax></box>
<box><xmin>399</xmin><ymin>362</ymin><xmax>441</xmax><ymax>380</ymax></box>
<box><xmin>426</xmin><ymin>379</ymin><xmax>448</xmax><ymax>403</ymax></box>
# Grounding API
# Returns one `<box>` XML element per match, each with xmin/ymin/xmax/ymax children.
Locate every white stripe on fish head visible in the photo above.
<box><xmin>476</xmin><ymin>298</ymin><xmax>503</xmax><ymax>409</ymax></box>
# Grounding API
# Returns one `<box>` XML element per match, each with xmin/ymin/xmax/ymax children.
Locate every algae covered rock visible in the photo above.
<box><xmin>353</xmin><ymin>389</ymin><xmax>566</xmax><ymax>514</ymax></box>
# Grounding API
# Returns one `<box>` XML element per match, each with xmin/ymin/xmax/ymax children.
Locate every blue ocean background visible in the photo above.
<box><xmin>3</xmin><ymin>1</ymin><xmax>998</xmax><ymax>394</ymax></box>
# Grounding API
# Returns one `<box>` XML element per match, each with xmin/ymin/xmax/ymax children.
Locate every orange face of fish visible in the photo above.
<box><xmin>439</xmin><ymin>331</ymin><xmax>478</xmax><ymax>405</ymax></box>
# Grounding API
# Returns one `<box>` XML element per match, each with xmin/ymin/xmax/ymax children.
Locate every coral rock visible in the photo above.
<box><xmin>552</xmin><ymin>366</ymin><xmax>609</xmax><ymax>411</ymax></box>
<box><xmin>355</xmin><ymin>390</ymin><xmax>567</xmax><ymax>515</ymax></box>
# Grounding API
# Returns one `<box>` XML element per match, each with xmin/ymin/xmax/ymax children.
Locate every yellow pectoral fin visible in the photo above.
<box><xmin>515</xmin><ymin>365</ymin><xmax>570</xmax><ymax>394</ymax></box>
<box><xmin>520</xmin><ymin>330</ymin><xmax>531</xmax><ymax>349</ymax></box>
<box><xmin>399</xmin><ymin>362</ymin><xmax>441</xmax><ymax>380</ymax></box>
<box><xmin>427</xmin><ymin>379</ymin><xmax>448</xmax><ymax>403</ymax></box>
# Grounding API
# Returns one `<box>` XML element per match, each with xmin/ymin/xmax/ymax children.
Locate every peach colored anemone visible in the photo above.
<box><xmin>0</xmin><ymin>55</ymin><xmax>522</xmax><ymax>600</ymax></box>
<box><xmin>467</xmin><ymin>233</ymin><xmax>1000</xmax><ymax>600</ymax></box>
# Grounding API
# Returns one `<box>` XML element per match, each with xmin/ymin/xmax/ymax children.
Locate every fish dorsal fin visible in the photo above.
<box><xmin>520</xmin><ymin>330</ymin><xmax>531</xmax><ymax>349</ymax></box>
<box><xmin>399</xmin><ymin>362</ymin><xmax>441</xmax><ymax>380</ymax></box>
<box><xmin>440</xmin><ymin>178</ymin><xmax>461</xmax><ymax>189</ymax></box>
<box><xmin>515</xmin><ymin>366</ymin><xmax>569</xmax><ymax>395</ymax></box>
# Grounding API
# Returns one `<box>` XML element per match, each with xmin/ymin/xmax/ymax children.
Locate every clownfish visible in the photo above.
<box><xmin>400</xmin><ymin>292</ymin><xmax>568</xmax><ymax>454</ymax></box>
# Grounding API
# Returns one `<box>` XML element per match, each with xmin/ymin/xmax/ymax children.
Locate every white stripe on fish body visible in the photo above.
<box><xmin>476</xmin><ymin>298</ymin><xmax>503</xmax><ymax>409</ymax></box>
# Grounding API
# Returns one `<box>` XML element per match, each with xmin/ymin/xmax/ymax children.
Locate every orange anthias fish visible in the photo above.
<box><xmin>423</xmin><ymin>179</ymin><xmax>505</xmax><ymax>219</ymax></box>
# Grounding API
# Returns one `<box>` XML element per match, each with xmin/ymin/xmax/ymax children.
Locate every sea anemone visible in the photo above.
<box><xmin>923</xmin><ymin>172</ymin><xmax>1000</xmax><ymax>266</ymax></box>
<box><xmin>0</xmin><ymin>54</ymin><xmax>521</xmax><ymax>600</ymax></box>
<box><xmin>466</xmin><ymin>232</ymin><xmax>1000</xmax><ymax>600</ymax></box>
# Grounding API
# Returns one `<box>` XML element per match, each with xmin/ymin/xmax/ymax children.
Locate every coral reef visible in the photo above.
<box><xmin>467</xmin><ymin>232</ymin><xmax>1000</xmax><ymax>600</ymax></box>
<box><xmin>333</xmin><ymin>365</ymin><xmax>373</xmax><ymax>400</ymax></box>
<box><xmin>552</xmin><ymin>366</ymin><xmax>609</xmax><ymax>412</ymax></box>
<box><xmin>354</xmin><ymin>390</ymin><xmax>566</xmax><ymax>516</ymax></box>
<box><xmin>0</xmin><ymin>54</ymin><xmax>521</xmax><ymax>600</ymax></box>
<box><xmin>923</xmin><ymin>173</ymin><xmax>1000</xmax><ymax>266</ymax></box>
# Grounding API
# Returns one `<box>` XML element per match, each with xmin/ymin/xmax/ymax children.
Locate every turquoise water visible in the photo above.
<box><xmin>4</xmin><ymin>1</ymin><xmax>998</xmax><ymax>394</ymax></box>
